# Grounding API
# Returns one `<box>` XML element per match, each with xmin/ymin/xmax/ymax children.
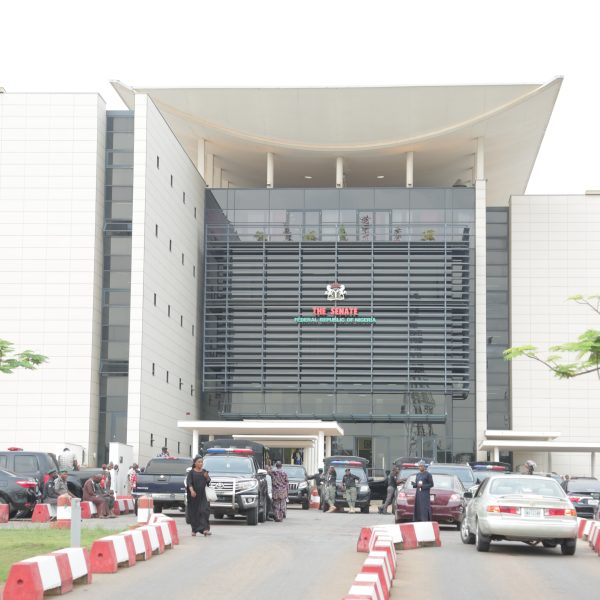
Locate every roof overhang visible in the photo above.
<box><xmin>479</xmin><ymin>440</ymin><xmax>600</xmax><ymax>453</ymax></box>
<box><xmin>176</xmin><ymin>419</ymin><xmax>344</xmax><ymax>437</ymax></box>
<box><xmin>111</xmin><ymin>79</ymin><xmax>562</xmax><ymax>205</ymax></box>
<box><xmin>484</xmin><ymin>430</ymin><xmax>561</xmax><ymax>441</ymax></box>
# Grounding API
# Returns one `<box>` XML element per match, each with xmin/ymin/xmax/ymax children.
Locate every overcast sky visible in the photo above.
<box><xmin>2</xmin><ymin>0</ymin><xmax>598</xmax><ymax>194</ymax></box>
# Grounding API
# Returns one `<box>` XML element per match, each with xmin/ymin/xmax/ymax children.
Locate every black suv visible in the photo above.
<box><xmin>0</xmin><ymin>468</ymin><xmax>39</xmax><ymax>518</ymax></box>
<box><xmin>282</xmin><ymin>464</ymin><xmax>310</xmax><ymax>509</ymax></box>
<box><xmin>324</xmin><ymin>456</ymin><xmax>371</xmax><ymax>513</ymax></box>
<box><xmin>202</xmin><ymin>449</ymin><xmax>268</xmax><ymax>525</ymax></box>
<box><xmin>0</xmin><ymin>450</ymin><xmax>102</xmax><ymax>498</ymax></box>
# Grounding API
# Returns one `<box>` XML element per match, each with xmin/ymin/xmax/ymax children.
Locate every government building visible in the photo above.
<box><xmin>1</xmin><ymin>79</ymin><xmax>599</xmax><ymax>476</ymax></box>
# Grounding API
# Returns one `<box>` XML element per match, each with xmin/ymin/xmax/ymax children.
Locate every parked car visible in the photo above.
<box><xmin>281</xmin><ymin>464</ymin><xmax>310</xmax><ymax>509</ymax></box>
<box><xmin>561</xmin><ymin>479</ymin><xmax>600</xmax><ymax>519</ymax></box>
<box><xmin>0</xmin><ymin>469</ymin><xmax>39</xmax><ymax>519</ymax></box>
<box><xmin>427</xmin><ymin>463</ymin><xmax>477</xmax><ymax>490</ymax></box>
<box><xmin>470</xmin><ymin>463</ymin><xmax>512</xmax><ymax>485</ymax></box>
<box><xmin>202</xmin><ymin>448</ymin><xmax>268</xmax><ymax>525</ymax></box>
<box><xmin>0</xmin><ymin>450</ymin><xmax>102</xmax><ymax>498</ymax></box>
<box><xmin>133</xmin><ymin>457</ymin><xmax>190</xmax><ymax>513</ymax></box>
<box><xmin>323</xmin><ymin>456</ymin><xmax>371</xmax><ymax>513</ymax></box>
<box><xmin>460</xmin><ymin>474</ymin><xmax>578</xmax><ymax>554</ymax></box>
<box><xmin>395</xmin><ymin>472</ymin><xmax>466</xmax><ymax>528</ymax></box>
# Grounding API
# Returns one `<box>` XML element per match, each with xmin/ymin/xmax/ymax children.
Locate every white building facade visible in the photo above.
<box><xmin>1</xmin><ymin>80</ymin><xmax>598</xmax><ymax>473</ymax></box>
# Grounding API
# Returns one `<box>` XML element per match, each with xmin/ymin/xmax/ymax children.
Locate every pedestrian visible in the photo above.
<box><xmin>265</xmin><ymin>465</ymin><xmax>274</xmax><ymax>521</ymax></box>
<box><xmin>187</xmin><ymin>456</ymin><xmax>212</xmax><ymax>536</ymax></box>
<box><xmin>127</xmin><ymin>463</ymin><xmax>139</xmax><ymax>495</ymax></box>
<box><xmin>412</xmin><ymin>460</ymin><xmax>433</xmax><ymax>522</ymax></box>
<box><xmin>82</xmin><ymin>474</ymin><xmax>110</xmax><ymax>518</ymax></box>
<box><xmin>157</xmin><ymin>446</ymin><xmax>170</xmax><ymax>458</ymax></box>
<box><xmin>270</xmin><ymin>461</ymin><xmax>289</xmax><ymax>522</ymax></box>
<box><xmin>306</xmin><ymin>467</ymin><xmax>324</xmax><ymax>489</ymax></box>
<box><xmin>57</xmin><ymin>448</ymin><xmax>78</xmax><ymax>471</ymax></box>
<box><xmin>342</xmin><ymin>468</ymin><xmax>361</xmax><ymax>513</ymax></box>
<box><xmin>324</xmin><ymin>465</ymin><xmax>338</xmax><ymax>512</ymax></box>
<box><xmin>55</xmin><ymin>470</ymin><xmax>75</xmax><ymax>497</ymax></box>
<box><xmin>378</xmin><ymin>466</ymin><xmax>399</xmax><ymax>514</ymax></box>
<box><xmin>42</xmin><ymin>468</ymin><xmax>60</xmax><ymax>506</ymax></box>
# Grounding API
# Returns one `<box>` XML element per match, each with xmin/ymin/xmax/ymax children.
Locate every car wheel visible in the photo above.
<box><xmin>213</xmin><ymin>513</ymin><xmax>224</xmax><ymax>519</ymax></box>
<box><xmin>460</xmin><ymin>517</ymin><xmax>475</xmax><ymax>544</ymax></box>
<box><xmin>455</xmin><ymin>520</ymin><xmax>462</xmax><ymax>531</ymax></box>
<box><xmin>258</xmin><ymin>505</ymin><xmax>266</xmax><ymax>523</ymax></box>
<box><xmin>542</xmin><ymin>541</ymin><xmax>557</xmax><ymax>548</ymax></box>
<box><xmin>360</xmin><ymin>505</ymin><xmax>369</xmax><ymax>514</ymax></box>
<box><xmin>560</xmin><ymin>539</ymin><xmax>576</xmax><ymax>556</ymax></box>
<box><xmin>475</xmin><ymin>521</ymin><xmax>490</xmax><ymax>552</ymax></box>
<box><xmin>246</xmin><ymin>507</ymin><xmax>258</xmax><ymax>526</ymax></box>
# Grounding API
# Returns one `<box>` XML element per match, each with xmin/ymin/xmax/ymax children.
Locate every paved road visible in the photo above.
<box><xmin>392</xmin><ymin>526</ymin><xmax>600</xmax><ymax>600</ymax></box>
<box><xmin>69</xmin><ymin>506</ymin><xmax>369</xmax><ymax>600</ymax></box>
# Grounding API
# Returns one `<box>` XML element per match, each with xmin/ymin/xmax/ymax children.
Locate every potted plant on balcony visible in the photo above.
<box><xmin>421</xmin><ymin>229</ymin><xmax>435</xmax><ymax>241</ymax></box>
<box><xmin>338</xmin><ymin>224</ymin><xmax>347</xmax><ymax>241</ymax></box>
<box><xmin>303</xmin><ymin>230</ymin><xmax>317</xmax><ymax>241</ymax></box>
<box><xmin>255</xmin><ymin>230</ymin><xmax>266</xmax><ymax>241</ymax></box>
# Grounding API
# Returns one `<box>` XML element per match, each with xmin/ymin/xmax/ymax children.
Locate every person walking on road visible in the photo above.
<box><xmin>270</xmin><ymin>461</ymin><xmax>289</xmax><ymax>522</ymax></box>
<box><xmin>412</xmin><ymin>460</ymin><xmax>433</xmax><ymax>522</ymax></box>
<box><xmin>342</xmin><ymin>468</ymin><xmax>361</xmax><ymax>513</ymax></box>
<box><xmin>378</xmin><ymin>466</ymin><xmax>399</xmax><ymax>514</ymax></box>
<box><xmin>187</xmin><ymin>456</ymin><xmax>212</xmax><ymax>536</ymax></box>
<box><xmin>324</xmin><ymin>465</ymin><xmax>338</xmax><ymax>512</ymax></box>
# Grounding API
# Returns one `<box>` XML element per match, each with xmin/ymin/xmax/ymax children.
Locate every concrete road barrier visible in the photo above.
<box><xmin>90</xmin><ymin>535</ymin><xmax>136</xmax><ymax>573</ymax></box>
<box><xmin>31</xmin><ymin>503</ymin><xmax>56</xmax><ymax>523</ymax></box>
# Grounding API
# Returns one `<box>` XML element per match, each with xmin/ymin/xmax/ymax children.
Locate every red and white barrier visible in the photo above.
<box><xmin>399</xmin><ymin>521</ymin><xmax>441</xmax><ymax>549</ymax></box>
<box><xmin>138</xmin><ymin>524</ymin><xmax>165</xmax><ymax>555</ymax></box>
<box><xmin>3</xmin><ymin>554</ymin><xmax>68</xmax><ymax>599</ymax></box>
<box><xmin>120</xmin><ymin>530</ymin><xmax>151</xmax><ymax>561</ymax></box>
<box><xmin>31</xmin><ymin>503</ymin><xmax>57</xmax><ymax>523</ymax></box>
<box><xmin>90</xmin><ymin>535</ymin><xmax>136</xmax><ymax>573</ymax></box>
<box><xmin>0</xmin><ymin>503</ymin><xmax>9</xmax><ymax>523</ymax></box>
<box><xmin>136</xmin><ymin>496</ymin><xmax>153</xmax><ymax>523</ymax></box>
<box><xmin>153</xmin><ymin>521</ymin><xmax>173</xmax><ymax>549</ymax></box>
<box><xmin>80</xmin><ymin>501</ymin><xmax>98</xmax><ymax>519</ymax></box>
<box><xmin>148</xmin><ymin>514</ymin><xmax>180</xmax><ymax>545</ymax></box>
<box><xmin>344</xmin><ymin>581</ymin><xmax>380</xmax><ymax>600</ymax></box>
<box><xmin>52</xmin><ymin>547</ymin><xmax>92</xmax><ymax>586</ymax></box>
<box><xmin>51</xmin><ymin>494</ymin><xmax>72</xmax><ymax>529</ymax></box>
<box><xmin>362</xmin><ymin>555</ymin><xmax>392</xmax><ymax>593</ymax></box>
<box><xmin>588</xmin><ymin>522</ymin><xmax>600</xmax><ymax>553</ymax></box>
<box><xmin>309</xmin><ymin>488</ymin><xmax>320</xmax><ymax>509</ymax></box>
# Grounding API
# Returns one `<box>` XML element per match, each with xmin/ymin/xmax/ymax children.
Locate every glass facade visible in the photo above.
<box><xmin>203</xmin><ymin>187</ymin><xmax>477</xmax><ymax>463</ymax></box>
<box><xmin>98</xmin><ymin>111</ymin><xmax>134</xmax><ymax>463</ymax></box>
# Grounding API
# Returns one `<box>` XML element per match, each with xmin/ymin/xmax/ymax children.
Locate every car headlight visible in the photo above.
<box><xmin>359</xmin><ymin>485</ymin><xmax>370</xmax><ymax>493</ymax></box>
<box><xmin>236</xmin><ymin>480</ymin><xmax>258</xmax><ymax>492</ymax></box>
<box><xmin>298</xmin><ymin>481</ymin><xmax>308</xmax><ymax>489</ymax></box>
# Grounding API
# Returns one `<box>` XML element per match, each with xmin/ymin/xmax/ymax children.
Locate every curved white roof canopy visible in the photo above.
<box><xmin>112</xmin><ymin>79</ymin><xmax>562</xmax><ymax>205</ymax></box>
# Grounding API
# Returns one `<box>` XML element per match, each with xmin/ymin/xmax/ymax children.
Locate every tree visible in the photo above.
<box><xmin>0</xmin><ymin>339</ymin><xmax>48</xmax><ymax>374</ymax></box>
<box><xmin>503</xmin><ymin>295</ymin><xmax>600</xmax><ymax>379</ymax></box>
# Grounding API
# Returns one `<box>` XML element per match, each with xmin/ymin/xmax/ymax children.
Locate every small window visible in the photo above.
<box><xmin>166</xmin><ymin>371</ymin><xmax>169</xmax><ymax>383</ymax></box>
<box><xmin>181</xmin><ymin>253</ymin><xmax>185</xmax><ymax>265</ymax></box>
<box><xmin>177</xmin><ymin>441</ymin><xmax>181</xmax><ymax>453</ymax></box>
<box><xmin>190</xmin><ymin>385</ymin><xmax>194</xmax><ymax>396</ymax></box>
<box><xmin>168</xmin><ymin>305</ymin><xmax>171</xmax><ymax>317</ymax></box>
<box><xmin>183</xmin><ymin>192</ymin><xmax>186</xmax><ymax>204</ymax></box>
<box><xmin>169</xmin><ymin>240</ymin><xmax>172</xmax><ymax>252</ymax></box>
<box><xmin>194</xmin><ymin>207</ymin><xmax>197</xmax><ymax>219</ymax></box>
<box><xmin>193</xmin><ymin>265</ymin><xmax>196</xmax><ymax>278</ymax></box>
<box><xmin>180</xmin><ymin>315</ymin><xmax>183</xmax><ymax>327</ymax></box>
<box><xmin>14</xmin><ymin>455</ymin><xmax>39</xmax><ymax>472</ymax></box>
<box><xmin>153</xmin><ymin>293</ymin><xmax>157</xmax><ymax>306</ymax></box>
<box><xmin>150</xmin><ymin>434</ymin><xmax>155</xmax><ymax>447</ymax></box>
<box><xmin>192</xmin><ymin>324</ymin><xmax>195</xmax><ymax>337</ymax></box>
<box><xmin>179</xmin><ymin>378</ymin><xmax>183</xmax><ymax>390</ymax></box>
<box><xmin>152</xmin><ymin>362</ymin><xmax>155</xmax><ymax>376</ymax></box>
<box><xmin>164</xmin><ymin>437</ymin><xmax>168</xmax><ymax>448</ymax></box>
<box><xmin>155</xmin><ymin>224</ymin><xmax>159</xmax><ymax>237</ymax></box>
<box><xmin>156</xmin><ymin>156</ymin><xmax>160</xmax><ymax>169</ymax></box>
<box><xmin>170</xmin><ymin>175</ymin><xmax>173</xmax><ymax>187</ymax></box>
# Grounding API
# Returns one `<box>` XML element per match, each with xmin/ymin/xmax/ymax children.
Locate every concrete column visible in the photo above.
<box><xmin>325</xmin><ymin>436</ymin><xmax>332</xmax><ymax>458</ymax></box>
<box><xmin>205</xmin><ymin>153</ymin><xmax>214</xmax><ymax>187</ymax></box>
<box><xmin>476</xmin><ymin>137</ymin><xmax>485</xmax><ymax>180</ymax></box>
<box><xmin>305</xmin><ymin>446</ymin><xmax>313</xmax><ymax>474</ymax></box>
<box><xmin>406</xmin><ymin>151</ymin><xmax>414</xmax><ymax>188</ymax></box>
<box><xmin>592</xmin><ymin>452</ymin><xmax>596</xmax><ymax>477</ymax></box>
<box><xmin>192</xmin><ymin>429</ymin><xmax>199</xmax><ymax>458</ymax></box>
<box><xmin>336</xmin><ymin>157</ymin><xmax>344</xmax><ymax>188</ymax></box>
<box><xmin>317</xmin><ymin>431</ymin><xmax>325</xmax><ymax>468</ymax></box>
<box><xmin>492</xmin><ymin>446</ymin><xmax>499</xmax><ymax>462</ymax></box>
<box><xmin>197</xmin><ymin>139</ymin><xmax>206</xmax><ymax>179</ymax></box>
<box><xmin>267</xmin><ymin>152</ymin><xmax>274</xmax><ymax>188</ymax></box>
<box><xmin>214</xmin><ymin>165</ymin><xmax>222</xmax><ymax>188</ymax></box>
<box><xmin>222</xmin><ymin>178</ymin><xmax>230</xmax><ymax>189</ymax></box>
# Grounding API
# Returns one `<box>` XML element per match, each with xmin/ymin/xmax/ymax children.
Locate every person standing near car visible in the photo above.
<box><xmin>57</xmin><ymin>448</ymin><xmax>78</xmax><ymax>471</ymax></box>
<box><xmin>378</xmin><ymin>466</ymin><xmax>400</xmax><ymax>514</ymax></box>
<box><xmin>187</xmin><ymin>456</ymin><xmax>212</xmax><ymax>536</ymax></box>
<box><xmin>324</xmin><ymin>465</ymin><xmax>338</xmax><ymax>512</ymax></box>
<box><xmin>342</xmin><ymin>468</ymin><xmax>361</xmax><ymax>513</ymax></box>
<box><xmin>413</xmin><ymin>460</ymin><xmax>434</xmax><ymax>522</ymax></box>
<box><xmin>270</xmin><ymin>461</ymin><xmax>289</xmax><ymax>522</ymax></box>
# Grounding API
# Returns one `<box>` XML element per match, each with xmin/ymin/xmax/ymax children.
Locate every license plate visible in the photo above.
<box><xmin>588</xmin><ymin>499</ymin><xmax>599</xmax><ymax>506</ymax></box>
<box><xmin>522</xmin><ymin>508</ymin><xmax>542</xmax><ymax>518</ymax></box>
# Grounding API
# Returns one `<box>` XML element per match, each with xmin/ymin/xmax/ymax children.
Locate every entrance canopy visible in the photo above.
<box><xmin>177</xmin><ymin>419</ymin><xmax>344</xmax><ymax>474</ymax></box>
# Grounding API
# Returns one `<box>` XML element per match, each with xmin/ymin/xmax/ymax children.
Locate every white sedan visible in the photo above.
<box><xmin>460</xmin><ymin>474</ymin><xmax>578</xmax><ymax>554</ymax></box>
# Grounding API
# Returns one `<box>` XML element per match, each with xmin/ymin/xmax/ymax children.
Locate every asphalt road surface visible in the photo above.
<box><xmin>64</xmin><ymin>511</ymin><xmax>600</xmax><ymax>600</ymax></box>
<box><xmin>392</xmin><ymin>526</ymin><xmax>600</xmax><ymax>600</ymax></box>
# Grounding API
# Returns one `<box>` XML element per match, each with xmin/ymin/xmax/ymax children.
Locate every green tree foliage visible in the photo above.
<box><xmin>503</xmin><ymin>295</ymin><xmax>600</xmax><ymax>379</ymax></box>
<box><xmin>0</xmin><ymin>339</ymin><xmax>48</xmax><ymax>374</ymax></box>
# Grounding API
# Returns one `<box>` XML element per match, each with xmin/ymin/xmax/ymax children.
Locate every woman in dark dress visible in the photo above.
<box><xmin>187</xmin><ymin>456</ymin><xmax>212</xmax><ymax>536</ymax></box>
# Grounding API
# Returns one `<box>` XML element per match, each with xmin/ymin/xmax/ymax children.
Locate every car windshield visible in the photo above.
<box><xmin>428</xmin><ymin>466</ymin><xmax>475</xmax><ymax>486</ymax></box>
<box><xmin>400</xmin><ymin>468</ymin><xmax>419</xmax><ymax>479</ymax></box>
<box><xmin>282</xmin><ymin>466</ymin><xmax>306</xmax><ymax>479</ymax></box>
<box><xmin>567</xmin><ymin>480</ymin><xmax>600</xmax><ymax>493</ymax></box>
<box><xmin>404</xmin><ymin>473</ymin><xmax>460</xmax><ymax>491</ymax></box>
<box><xmin>202</xmin><ymin>456</ymin><xmax>255</xmax><ymax>475</ymax></box>
<box><xmin>489</xmin><ymin>477</ymin><xmax>565</xmax><ymax>498</ymax></box>
<box><xmin>144</xmin><ymin>459</ymin><xmax>191</xmax><ymax>475</ymax></box>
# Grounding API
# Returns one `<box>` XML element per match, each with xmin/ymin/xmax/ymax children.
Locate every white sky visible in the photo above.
<box><xmin>2</xmin><ymin>0</ymin><xmax>599</xmax><ymax>194</ymax></box>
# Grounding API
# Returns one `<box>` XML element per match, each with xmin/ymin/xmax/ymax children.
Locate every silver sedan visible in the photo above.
<box><xmin>460</xmin><ymin>474</ymin><xmax>578</xmax><ymax>554</ymax></box>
